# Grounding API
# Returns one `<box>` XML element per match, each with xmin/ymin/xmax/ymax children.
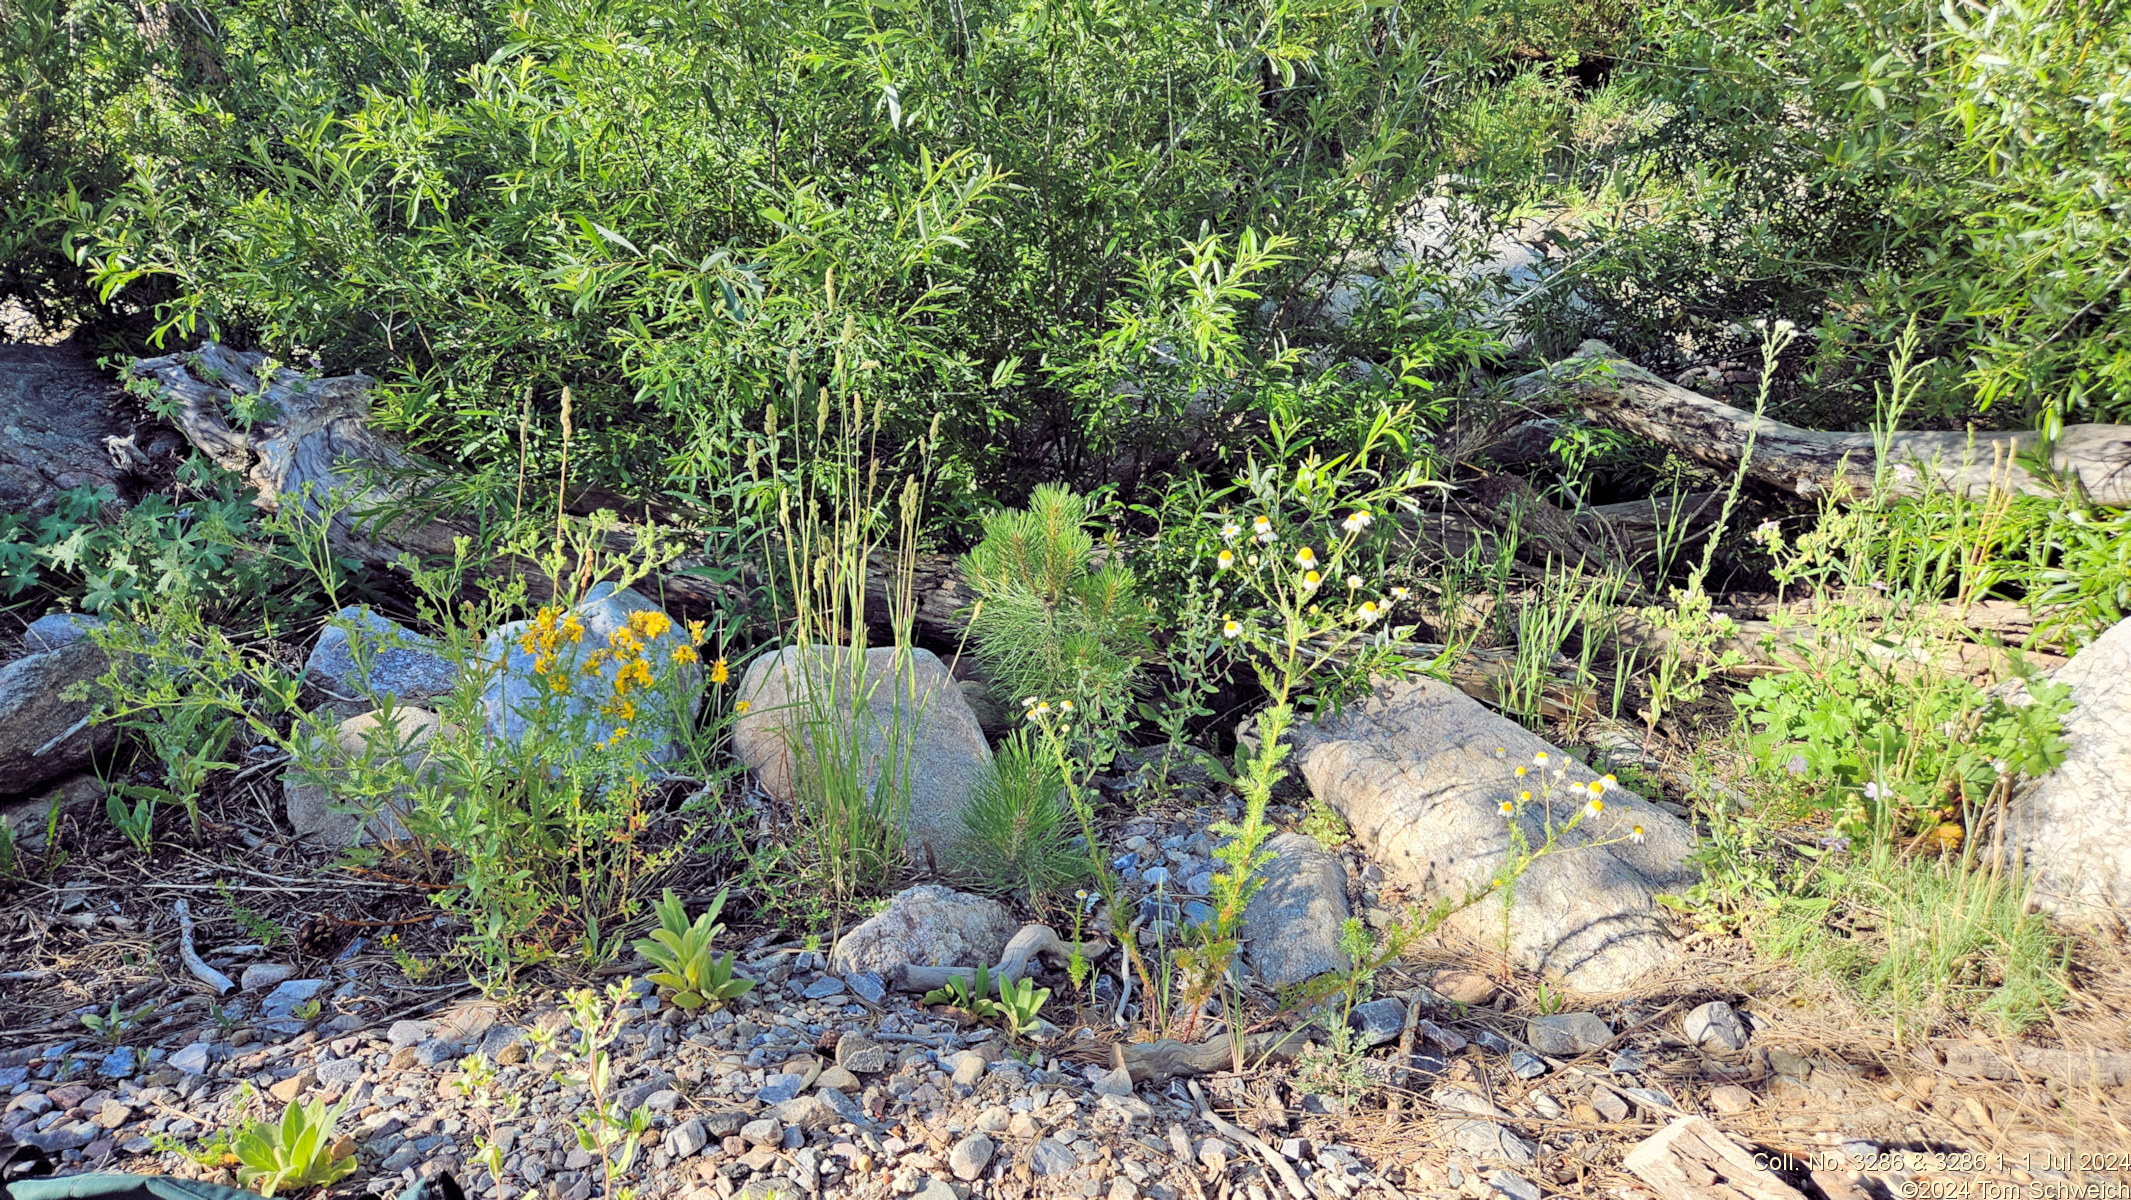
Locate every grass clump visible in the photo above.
<box><xmin>951</xmin><ymin>733</ymin><xmax>1087</xmax><ymax>900</ymax></box>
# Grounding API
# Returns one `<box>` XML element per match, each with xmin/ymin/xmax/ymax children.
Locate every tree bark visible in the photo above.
<box><xmin>1513</xmin><ymin>340</ymin><xmax>2131</xmax><ymax>507</ymax></box>
<box><xmin>1621</xmin><ymin>1117</ymin><xmax>1807</xmax><ymax>1200</ymax></box>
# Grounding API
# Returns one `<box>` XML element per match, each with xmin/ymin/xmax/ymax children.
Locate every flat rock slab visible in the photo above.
<box><xmin>735</xmin><ymin>644</ymin><xmax>990</xmax><ymax>863</ymax></box>
<box><xmin>1289</xmin><ymin>676</ymin><xmax>1693</xmax><ymax>991</ymax></box>
<box><xmin>2009</xmin><ymin>616</ymin><xmax>2131</xmax><ymax>917</ymax></box>
<box><xmin>1241</xmin><ymin>832</ymin><xmax>1353</xmax><ymax>986</ymax></box>
<box><xmin>0</xmin><ymin>340</ymin><xmax>130</xmax><ymax>519</ymax></box>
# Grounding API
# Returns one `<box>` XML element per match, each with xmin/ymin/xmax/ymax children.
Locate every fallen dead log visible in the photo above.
<box><xmin>1621</xmin><ymin>1116</ymin><xmax>1807</xmax><ymax>1200</ymax></box>
<box><xmin>1512</xmin><ymin>340</ymin><xmax>2131</xmax><ymax>507</ymax></box>
<box><xmin>893</xmin><ymin>924</ymin><xmax>1108</xmax><ymax>993</ymax></box>
<box><xmin>130</xmin><ymin>343</ymin><xmax>973</xmax><ymax>638</ymax></box>
<box><xmin>1113</xmin><ymin>1027</ymin><xmax>1314</xmax><ymax>1082</ymax></box>
<box><xmin>1930</xmin><ymin>1037</ymin><xmax>2131</xmax><ymax>1090</ymax></box>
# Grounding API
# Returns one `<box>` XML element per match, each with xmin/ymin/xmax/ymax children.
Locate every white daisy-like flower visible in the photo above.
<box><xmin>1060</xmin><ymin>700</ymin><xmax>1074</xmax><ymax>712</ymax></box>
<box><xmin>1031</xmin><ymin>701</ymin><xmax>1052</xmax><ymax>718</ymax></box>
<box><xmin>1300</xmin><ymin>570</ymin><xmax>1322</xmax><ymax>595</ymax></box>
<box><xmin>1217</xmin><ymin>549</ymin><xmax>1235</xmax><ymax>570</ymax></box>
<box><xmin>1342</xmin><ymin>511</ymin><xmax>1373</xmax><ymax>535</ymax></box>
<box><xmin>1583</xmin><ymin>797</ymin><xmax>1604</xmax><ymax>819</ymax></box>
<box><xmin>1587</xmin><ymin>781</ymin><xmax>1605</xmax><ymax>798</ymax></box>
<box><xmin>1601</xmin><ymin>774</ymin><xmax>1617</xmax><ymax>790</ymax></box>
<box><xmin>1357</xmin><ymin>601</ymin><xmax>1381</xmax><ymax>625</ymax></box>
<box><xmin>1223</xmin><ymin>618</ymin><xmax>1242</xmax><ymax>639</ymax></box>
<box><xmin>1253</xmin><ymin>515</ymin><xmax>1275</xmax><ymax>544</ymax></box>
<box><xmin>1493</xmin><ymin>747</ymin><xmax>1507</xmax><ymax>759</ymax></box>
<box><xmin>1022</xmin><ymin>697</ymin><xmax>1039</xmax><ymax>709</ymax></box>
<box><xmin>1346</xmin><ymin>574</ymin><xmax>1362</xmax><ymax>590</ymax></box>
<box><xmin>1390</xmin><ymin>586</ymin><xmax>1410</xmax><ymax>601</ymax></box>
<box><xmin>1534</xmin><ymin>751</ymin><xmax>1550</xmax><ymax>766</ymax></box>
<box><xmin>1630</xmin><ymin>825</ymin><xmax>1645</xmax><ymax>844</ymax></box>
<box><xmin>1295</xmin><ymin>546</ymin><xmax>1317</xmax><ymax>568</ymax></box>
<box><xmin>1498</xmin><ymin>799</ymin><xmax>1515</xmax><ymax>816</ymax></box>
<box><xmin>1221</xmin><ymin>521</ymin><xmax>1242</xmax><ymax>543</ymax></box>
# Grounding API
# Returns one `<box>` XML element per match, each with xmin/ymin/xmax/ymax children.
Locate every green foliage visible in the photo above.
<box><xmin>951</xmin><ymin>734</ymin><xmax>1087</xmax><ymax>899</ymax></box>
<box><xmin>1735</xmin><ymin>635</ymin><xmax>2071</xmax><ymax>841</ymax></box>
<box><xmin>0</xmin><ymin>479</ymin><xmax>311</xmax><ymax>619</ymax></box>
<box><xmin>232</xmin><ymin>1099</ymin><xmax>358</xmax><ymax>1198</ymax></box>
<box><xmin>2025</xmin><ymin>503</ymin><xmax>2131</xmax><ymax>651</ymax></box>
<box><xmin>80</xmin><ymin>999</ymin><xmax>154</xmax><ymax>1044</ymax></box>
<box><xmin>922</xmin><ymin>966</ymin><xmax>1050</xmax><ymax>1038</ymax></box>
<box><xmin>633</xmin><ymin>888</ymin><xmax>753</xmax><ymax>1011</ymax></box>
<box><xmin>961</xmin><ymin>484</ymin><xmax>1150</xmax><ymax>714</ymax></box>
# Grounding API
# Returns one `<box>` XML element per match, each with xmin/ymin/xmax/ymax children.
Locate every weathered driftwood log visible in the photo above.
<box><xmin>1621</xmin><ymin>1116</ymin><xmax>1807</xmax><ymax>1200</ymax></box>
<box><xmin>895</xmin><ymin>924</ymin><xmax>1108</xmax><ymax>993</ymax></box>
<box><xmin>1112</xmin><ymin>1027</ymin><xmax>1315</xmax><ymax>1082</ymax></box>
<box><xmin>1930</xmin><ymin>1037</ymin><xmax>2131</xmax><ymax>1089</ymax></box>
<box><xmin>130</xmin><ymin>344</ymin><xmax>975</xmax><ymax>637</ymax></box>
<box><xmin>1513</xmin><ymin>340</ymin><xmax>2131</xmax><ymax>506</ymax></box>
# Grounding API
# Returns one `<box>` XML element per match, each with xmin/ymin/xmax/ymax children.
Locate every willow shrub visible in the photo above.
<box><xmin>4</xmin><ymin>0</ymin><xmax>1606</xmax><ymax>514</ymax></box>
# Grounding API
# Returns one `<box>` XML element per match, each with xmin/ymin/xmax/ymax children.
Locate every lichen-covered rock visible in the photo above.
<box><xmin>2008</xmin><ymin>616</ymin><xmax>2131</xmax><ymax>919</ymax></box>
<box><xmin>0</xmin><ymin>640</ymin><xmax>115</xmax><ymax>796</ymax></box>
<box><xmin>481</xmin><ymin>583</ymin><xmax>702</xmax><ymax>761</ymax></box>
<box><xmin>828</xmin><ymin>884</ymin><xmax>1017</xmax><ymax>977</ymax></box>
<box><xmin>283</xmin><ymin>706</ymin><xmax>454</xmax><ymax>847</ymax></box>
<box><xmin>736</xmin><ymin>644</ymin><xmax>990</xmax><ymax>863</ymax></box>
<box><xmin>1240</xmin><ymin>832</ymin><xmax>1353</xmax><ymax>986</ymax></box>
<box><xmin>23</xmin><ymin>611</ymin><xmax>105</xmax><ymax>652</ymax></box>
<box><xmin>1289</xmin><ymin>676</ymin><xmax>1693</xmax><ymax>992</ymax></box>
<box><xmin>306</xmin><ymin>606</ymin><xmax>457</xmax><ymax>715</ymax></box>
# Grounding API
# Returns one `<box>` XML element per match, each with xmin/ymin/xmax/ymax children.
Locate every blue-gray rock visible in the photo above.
<box><xmin>97</xmin><ymin>1048</ymin><xmax>135</xmax><ymax>1078</ymax></box>
<box><xmin>1472</xmin><ymin>1030</ymin><xmax>1512</xmax><ymax>1054</ymax></box>
<box><xmin>1450</xmin><ymin>1119</ymin><xmax>1535</xmax><ymax>1165</ymax></box>
<box><xmin>1347</xmin><ymin>998</ymin><xmax>1407</xmax><ymax>1047</ymax></box>
<box><xmin>23</xmin><ymin>612</ymin><xmax>104</xmax><ymax>652</ymax></box>
<box><xmin>1510</xmin><ymin>1052</ymin><xmax>1547</xmax><ymax>1079</ymax></box>
<box><xmin>950</xmin><ymin>1133</ymin><xmax>996</xmax><ymax>1181</ymax></box>
<box><xmin>13</xmin><ymin>1123</ymin><xmax>95</xmax><ymax>1153</ymax></box>
<box><xmin>413</xmin><ymin>1039</ymin><xmax>462</xmax><ymax>1069</ymax></box>
<box><xmin>1489</xmin><ymin>1171</ymin><xmax>1542</xmax><ymax>1200</ymax></box>
<box><xmin>1241</xmin><ymin>832</ymin><xmax>1353</xmax><ymax>986</ymax></box>
<box><xmin>1682</xmin><ymin>1001</ymin><xmax>1749</xmax><ymax>1051</ymax></box>
<box><xmin>802</xmin><ymin>975</ymin><xmax>847</xmax><ymax>1000</ymax></box>
<box><xmin>317</xmin><ymin>1058</ymin><xmax>365</xmax><ymax>1087</ymax></box>
<box><xmin>1608</xmin><ymin>1048</ymin><xmax>1646</xmax><ymax>1075</ymax></box>
<box><xmin>735</xmin><ymin>645</ymin><xmax>986</xmax><ymax>863</ymax></box>
<box><xmin>845</xmin><ymin>972</ymin><xmax>886</xmax><ymax>1005</ymax></box>
<box><xmin>666</xmin><ymin>1119</ymin><xmax>708</xmax><ymax>1159</ymax></box>
<box><xmin>307</xmin><ymin>607</ymin><xmax>457</xmax><ymax>713</ymax></box>
<box><xmin>483</xmin><ymin>584</ymin><xmax>702</xmax><ymax>762</ymax></box>
<box><xmin>240</xmin><ymin>963</ymin><xmax>297</xmax><ymax>992</ymax></box>
<box><xmin>1524</xmin><ymin>1012</ymin><xmax>1611</xmax><ymax>1057</ymax></box>
<box><xmin>834</xmin><ymin>1033</ymin><xmax>888</xmax><ymax>1075</ymax></box>
<box><xmin>1622</xmin><ymin>1086</ymin><xmax>1680</xmax><ymax>1114</ymax></box>
<box><xmin>1183</xmin><ymin>900</ymin><xmax>1214</xmax><ymax>927</ymax></box>
<box><xmin>812</xmin><ymin>1084</ymin><xmax>871</xmax><ymax>1129</ymax></box>
<box><xmin>259</xmin><ymin>980</ymin><xmax>326</xmax><ymax>1019</ymax></box>
<box><xmin>612</xmin><ymin>1075</ymin><xmax>673</xmax><ymax>1112</ymax></box>
<box><xmin>387</xmin><ymin>1020</ymin><xmax>432</xmax><ymax>1048</ymax></box>
<box><xmin>1140</xmin><ymin>866</ymin><xmax>1171</xmax><ymax>888</ymax></box>
<box><xmin>1029</xmin><ymin>1138</ymin><xmax>1077</xmax><ymax>1176</ymax></box>
<box><xmin>1186</xmin><ymin>870</ymin><xmax>1214</xmax><ymax>895</ymax></box>
<box><xmin>168</xmin><ymin>1043</ymin><xmax>211</xmax><ymax>1075</ymax></box>
<box><xmin>756</xmin><ymin>1074</ymin><xmax>806</xmax><ymax>1105</ymax></box>
<box><xmin>1408</xmin><ymin>1049</ymin><xmax>1449</xmax><ymax>1078</ymax></box>
<box><xmin>0</xmin><ymin>1066</ymin><xmax>25</xmax><ymax>1088</ymax></box>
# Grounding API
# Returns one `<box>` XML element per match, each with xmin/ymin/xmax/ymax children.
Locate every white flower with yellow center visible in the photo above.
<box><xmin>1583</xmin><ymin>796</ymin><xmax>1604</xmax><ymax>819</ymax></box>
<box><xmin>1295</xmin><ymin>546</ymin><xmax>1317</xmax><ymax>568</ymax></box>
<box><xmin>1357</xmin><ymin>601</ymin><xmax>1381</xmax><ymax>625</ymax></box>
<box><xmin>1346</xmin><ymin>574</ymin><xmax>1362</xmax><ymax>590</ymax></box>
<box><xmin>1253</xmin><ymin>516</ymin><xmax>1274</xmax><ymax>544</ymax></box>
<box><xmin>1301</xmin><ymin>570</ymin><xmax>1322</xmax><ymax>595</ymax></box>
<box><xmin>1222</xmin><ymin>617</ymin><xmax>1242</xmax><ymax>639</ymax></box>
<box><xmin>1390</xmin><ymin>586</ymin><xmax>1410</xmax><ymax>601</ymax></box>
<box><xmin>1342</xmin><ymin>511</ymin><xmax>1373</xmax><ymax>535</ymax></box>
<box><xmin>1629</xmin><ymin>825</ymin><xmax>1645</xmax><ymax>844</ymax></box>
<box><xmin>1216</xmin><ymin>549</ymin><xmax>1234</xmax><ymax>570</ymax></box>
<box><xmin>1221</xmin><ymin>521</ymin><xmax>1242</xmax><ymax>543</ymax></box>
<box><xmin>1534</xmin><ymin>751</ymin><xmax>1550</xmax><ymax>766</ymax></box>
<box><xmin>1498</xmin><ymin>799</ymin><xmax>1515</xmax><ymax>816</ymax></box>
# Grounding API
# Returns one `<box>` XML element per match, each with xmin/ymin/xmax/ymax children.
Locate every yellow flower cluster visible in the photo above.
<box><xmin>518</xmin><ymin>606</ymin><xmax>587</xmax><ymax>693</ymax></box>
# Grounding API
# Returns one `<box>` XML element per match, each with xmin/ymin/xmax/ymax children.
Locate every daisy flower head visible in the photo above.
<box><xmin>1295</xmin><ymin>546</ymin><xmax>1317</xmax><ymax>568</ymax></box>
<box><xmin>1602</xmin><ymin>774</ymin><xmax>1617</xmax><ymax>790</ymax></box>
<box><xmin>1059</xmin><ymin>700</ymin><xmax>1074</xmax><ymax>712</ymax></box>
<box><xmin>1390</xmin><ymin>586</ymin><xmax>1410</xmax><ymax>601</ymax></box>
<box><xmin>1519</xmin><ymin>790</ymin><xmax>1533</xmax><ymax>803</ymax></box>
<box><xmin>1515</xmin><ymin>765</ymin><xmax>1528</xmax><ymax>778</ymax></box>
<box><xmin>1247</xmin><ymin>554</ymin><xmax>1261</xmax><ymax>568</ymax></box>
<box><xmin>1534</xmin><ymin>751</ymin><xmax>1550</xmax><ymax>766</ymax></box>
<box><xmin>1499</xmin><ymin>799</ymin><xmax>1515</xmax><ymax>816</ymax></box>
<box><xmin>1221</xmin><ymin>521</ymin><xmax>1242</xmax><ymax>543</ymax></box>
<box><xmin>1346</xmin><ymin>574</ymin><xmax>1362</xmax><ymax>591</ymax></box>
<box><xmin>1223</xmin><ymin>617</ymin><xmax>1242</xmax><ymax>639</ymax></box>
<box><xmin>1587</xmin><ymin>781</ymin><xmax>1605</xmax><ymax>798</ymax></box>
<box><xmin>1583</xmin><ymin>796</ymin><xmax>1605</xmax><ymax>819</ymax></box>
<box><xmin>1630</xmin><ymin>824</ymin><xmax>1645</xmax><ymax>844</ymax></box>
<box><xmin>1217</xmin><ymin>549</ymin><xmax>1235</xmax><ymax>571</ymax></box>
<box><xmin>1493</xmin><ymin>747</ymin><xmax>1507</xmax><ymax>759</ymax></box>
<box><xmin>1342</xmin><ymin>510</ymin><xmax>1374</xmax><ymax>535</ymax></box>
<box><xmin>1030</xmin><ymin>701</ymin><xmax>1053</xmax><ymax>719</ymax></box>
<box><xmin>1253</xmin><ymin>516</ymin><xmax>1275</xmax><ymax>544</ymax></box>
<box><xmin>1357</xmin><ymin>601</ymin><xmax>1381</xmax><ymax>625</ymax></box>
<box><xmin>1023</xmin><ymin>696</ymin><xmax>1039</xmax><ymax>709</ymax></box>
<box><xmin>1301</xmin><ymin>570</ymin><xmax>1323</xmax><ymax>595</ymax></box>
